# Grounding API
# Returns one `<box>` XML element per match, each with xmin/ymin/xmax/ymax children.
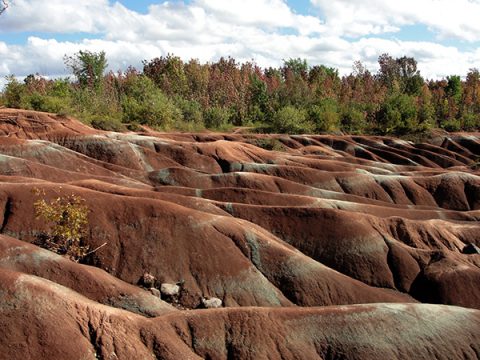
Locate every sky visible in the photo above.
<box><xmin>0</xmin><ymin>0</ymin><xmax>479</xmax><ymax>86</ymax></box>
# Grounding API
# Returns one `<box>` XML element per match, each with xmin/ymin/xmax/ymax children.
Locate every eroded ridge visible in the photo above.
<box><xmin>0</xmin><ymin>109</ymin><xmax>479</xmax><ymax>359</ymax></box>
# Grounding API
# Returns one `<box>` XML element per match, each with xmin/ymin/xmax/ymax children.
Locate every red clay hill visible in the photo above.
<box><xmin>0</xmin><ymin>108</ymin><xmax>479</xmax><ymax>359</ymax></box>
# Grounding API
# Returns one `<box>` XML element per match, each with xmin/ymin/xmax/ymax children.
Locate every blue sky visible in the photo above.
<box><xmin>0</xmin><ymin>0</ymin><xmax>479</xmax><ymax>83</ymax></box>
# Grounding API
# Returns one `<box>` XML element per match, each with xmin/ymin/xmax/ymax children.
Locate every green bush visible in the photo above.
<box><xmin>70</xmin><ymin>86</ymin><xmax>121</xmax><ymax>124</ymax></box>
<box><xmin>308</xmin><ymin>98</ymin><xmax>340</xmax><ymax>132</ymax></box>
<box><xmin>3</xmin><ymin>76</ymin><xmax>26</xmax><ymax>108</ymax></box>
<box><xmin>462</xmin><ymin>113</ymin><xmax>480</xmax><ymax>131</ymax></box>
<box><xmin>26</xmin><ymin>93</ymin><xmax>71</xmax><ymax>114</ymax></box>
<box><xmin>441</xmin><ymin>118</ymin><xmax>462</xmax><ymax>132</ymax></box>
<box><xmin>90</xmin><ymin>116</ymin><xmax>125</xmax><ymax>132</ymax></box>
<box><xmin>341</xmin><ymin>107</ymin><xmax>366</xmax><ymax>134</ymax></box>
<box><xmin>255</xmin><ymin>138</ymin><xmax>286</xmax><ymax>151</ymax></box>
<box><xmin>50</xmin><ymin>79</ymin><xmax>71</xmax><ymax>98</ymax></box>
<box><xmin>203</xmin><ymin>106</ymin><xmax>232</xmax><ymax>129</ymax></box>
<box><xmin>247</xmin><ymin>104</ymin><xmax>267</xmax><ymax>124</ymax></box>
<box><xmin>174</xmin><ymin>97</ymin><xmax>203</xmax><ymax>123</ymax></box>
<box><xmin>124</xmin><ymin>122</ymin><xmax>143</xmax><ymax>132</ymax></box>
<box><xmin>271</xmin><ymin>106</ymin><xmax>314</xmax><ymax>134</ymax></box>
<box><xmin>121</xmin><ymin>75</ymin><xmax>182</xmax><ymax>129</ymax></box>
<box><xmin>377</xmin><ymin>93</ymin><xmax>418</xmax><ymax>134</ymax></box>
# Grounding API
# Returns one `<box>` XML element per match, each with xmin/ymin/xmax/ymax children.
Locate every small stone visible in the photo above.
<box><xmin>202</xmin><ymin>297</ymin><xmax>222</xmax><ymax>309</ymax></box>
<box><xmin>462</xmin><ymin>243</ymin><xmax>480</xmax><ymax>255</ymax></box>
<box><xmin>141</xmin><ymin>272</ymin><xmax>156</xmax><ymax>288</ymax></box>
<box><xmin>160</xmin><ymin>283</ymin><xmax>180</xmax><ymax>296</ymax></box>
<box><xmin>149</xmin><ymin>288</ymin><xmax>161</xmax><ymax>298</ymax></box>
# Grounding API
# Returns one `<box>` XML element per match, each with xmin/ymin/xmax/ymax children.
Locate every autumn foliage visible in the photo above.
<box><xmin>33</xmin><ymin>189</ymin><xmax>90</xmax><ymax>262</ymax></box>
<box><xmin>2</xmin><ymin>52</ymin><xmax>479</xmax><ymax>134</ymax></box>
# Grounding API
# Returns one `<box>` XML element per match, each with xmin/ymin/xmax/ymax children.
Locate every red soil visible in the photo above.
<box><xmin>0</xmin><ymin>109</ymin><xmax>479</xmax><ymax>359</ymax></box>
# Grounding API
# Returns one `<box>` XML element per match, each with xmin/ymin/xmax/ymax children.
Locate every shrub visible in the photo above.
<box><xmin>121</xmin><ymin>75</ymin><xmax>182</xmax><ymax>129</ymax></box>
<box><xmin>308</xmin><ymin>98</ymin><xmax>340</xmax><ymax>132</ymax></box>
<box><xmin>125</xmin><ymin>122</ymin><xmax>143</xmax><ymax>132</ymax></box>
<box><xmin>441</xmin><ymin>118</ymin><xmax>462</xmax><ymax>132</ymax></box>
<box><xmin>90</xmin><ymin>116</ymin><xmax>125</xmax><ymax>132</ymax></box>
<box><xmin>3</xmin><ymin>75</ymin><xmax>26</xmax><ymax>108</ymax></box>
<box><xmin>33</xmin><ymin>189</ymin><xmax>90</xmax><ymax>262</ymax></box>
<box><xmin>203</xmin><ymin>106</ymin><xmax>231</xmax><ymax>129</ymax></box>
<box><xmin>50</xmin><ymin>78</ymin><xmax>72</xmax><ymax>98</ymax></box>
<box><xmin>26</xmin><ymin>94</ymin><xmax>71</xmax><ymax>114</ymax></box>
<box><xmin>377</xmin><ymin>93</ymin><xmax>418</xmax><ymax>134</ymax></box>
<box><xmin>462</xmin><ymin>113</ymin><xmax>480</xmax><ymax>131</ymax></box>
<box><xmin>341</xmin><ymin>107</ymin><xmax>366</xmax><ymax>134</ymax></box>
<box><xmin>247</xmin><ymin>104</ymin><xmax>266</xmax><ymax>124</ymax></box>
<box><xmin>174</xmin><ymin>97</ymin><xmax>203</xmax><ymax>124</ymax></box>
<box><xmin>255</xmin><ymin>138</ymin><xmax>286</xmax><ymax>151</ymax></box>
<box><xmin>271</xmin><ymin>106</ymin><xmax>314</xmax><ymax>134</ymax></box>
<box><xmin>173</xmin><ymin>120</ymin><xmax>205</xmax><ymax>132</ymax></box>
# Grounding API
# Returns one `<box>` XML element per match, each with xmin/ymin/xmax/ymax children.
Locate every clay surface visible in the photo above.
<box><xmin>0</xmin><ymin>109</ymin><xmax>479</xmax><ymax>359</ymax></box>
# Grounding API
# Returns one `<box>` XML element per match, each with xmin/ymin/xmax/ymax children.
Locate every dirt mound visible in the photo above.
<box><xmin>0</xmin><ymin>109</ymin><xmax>479</xmax><ymax>358</ymax></box>
<box><xmin>0</xmin><ymin>270</ymin><xmax>478</xmax><ymax>360</ymax></box>
<box><xmin>0</xmin><ymin>108</ymin><xmax>100</xmax><ymax>139</ymax></box>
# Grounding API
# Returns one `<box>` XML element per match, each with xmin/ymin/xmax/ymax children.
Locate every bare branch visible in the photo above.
<box><xmin>84</xmin><ymin>242</ymin><xmax>108</xmax><ymax>257</ymax></box>
<box><xmin>0</xmin><ymin>0</ymin><xmax>9</xmax><ymax>15</ymax></box>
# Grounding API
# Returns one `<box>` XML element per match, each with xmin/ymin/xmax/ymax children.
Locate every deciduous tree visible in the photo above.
<box><xmin>64</xmin><ymin>50</ymin><xmax>108</xmax><ymax>90</ymax></box>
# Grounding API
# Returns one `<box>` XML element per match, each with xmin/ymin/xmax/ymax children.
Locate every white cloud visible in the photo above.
<box><xmin>192</xmin><ymin>0</ymin><xmax>325</xmax><ymax>35</ymax></box>
<box><xmin>350</xmin><ymin>38</ymin><xmax>479</xmax><ymax>79</ymax></box>
<box><xmin>311</xmin><ymin>0</ymin><xmax>480</xmax><ymax>41</ymax></box>
<box><xmin>0</xmin><ymin>0</ymin><xmax>479</xmax><ymax>83</ymax></box>
<box><xmin>0</xmin><ymin>0</ymin><xmax>111</xmax><ymax>33</ymax></box>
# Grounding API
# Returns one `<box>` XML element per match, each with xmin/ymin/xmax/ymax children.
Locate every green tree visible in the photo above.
<box><xmin>183</xmin><ymin>58</ymin><xmax>210</xmax><ymax>106</ymax></box>
<box><xmin>64</xmin><ymin>50</ymin><xmax>108</xmax><ymax>90</ymax></box>
<box><xmin>143</xmin><ymin>54</ymin><xmax>189</xmax><ymax>97</ymax></box>
<box><xmin>309</xmin><ymin>65</ymin><xmax>341</xmax><ymax>99</ymax></box>
<box><xmin>174</xmin><ymin>96</ymin><xmax>203</xmax><ymax>124</ymax></box>
<box><xmin>279</xmin><ymin>59</ymin><xmax>311</xmax><ymax>107</ymax></box>
<box><xmin>417</xmin><ymin>84</ymin><xmax>435</xmax><ymax>130</ymax></box>
<box><xmin>446</xmin><ymin>75</ymin><xmax>462</xmax><ymax>102</ymax></box>
<box><xmin>2</xmin><ymin>75</ymin><xmax>26</xmax><ymax>108</ymax></box>
<box><xmin>282</xmin><ymin>58</ymin><xmax>308</xmax><ymax>80</ymax></box>
<box><xmin>377</xmin><ymin>53</ymin><xmax>399</xmax><ymax>90</ymax></box>
<box><xmin>377</xmin><ymin>54</ymin><xmax>423</xmax><ymax>95</ymax></box>
<box><xmin>248</xmin><ymin>74</ymin><xmax>269</xmax><ymax>122</ymax></box>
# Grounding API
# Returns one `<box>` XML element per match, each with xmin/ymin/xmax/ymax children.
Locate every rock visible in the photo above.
<box><xmin>202</xmin><ymin>297</ymin><xmax>222</xmax><ymax>309</ymax></box>
<box><xmin>141</xmin><ymin>272</ymin><xmax>156</xmax><ymax>288</ymax></box>
<box><xmin>149</xmin><ymin>288</ymin><xmax>161</xmax><ymax>298</ymax></box>
<box><xmin>161</xmin><ymin>283</ymin><xmax>180</xmax><ymax>297</ymax></box>
<box><xmin>462</xmin><ymin>243</ymin><xmax>480</xmax><ymax>254</ymax></box>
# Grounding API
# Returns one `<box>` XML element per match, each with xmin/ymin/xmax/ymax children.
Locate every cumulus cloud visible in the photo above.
<box><xmin>192</xmin><ymin>0</ymin><xmax>324</xmax><ymax>35</ymax></box>
<box><xmin>0</xmin><ymin>0</ymin><xmax>111</xmax><ymax>33</ymax></box>
<box><xmin>0</xmin><ymin>0</ymin><xmax>479</xmax><ymax>84</ymax></box>
<box><xmin>350</xmin><ymin>38</ymin><xmax>479</xmax><ymax>79</ymax></box>
<box><xmin>311</xmin><ymin>0</ymin><xmax>480</xmax><ymax>41</ymax></box>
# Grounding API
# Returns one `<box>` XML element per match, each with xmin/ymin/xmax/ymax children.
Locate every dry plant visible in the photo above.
<box><xmin>33</xmin><ymin>188</ymin><xmax>91</xmax><ymax>262</ymax></box>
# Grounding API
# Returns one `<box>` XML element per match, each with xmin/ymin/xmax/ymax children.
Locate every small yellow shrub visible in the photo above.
<box><xmin>33</xmin><ymin>188</ymin><xmax>90</xmax><ymax>262</ymax></box>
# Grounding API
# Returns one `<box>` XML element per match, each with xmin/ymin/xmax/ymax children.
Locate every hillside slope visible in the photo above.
<box><xmin>0</xmin><ymin>108</ymin><xmax>479</xmax><ymax>359</ymax></box>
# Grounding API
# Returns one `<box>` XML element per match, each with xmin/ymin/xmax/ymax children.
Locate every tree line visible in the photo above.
<box><xmin>1</xmin><ymin>50</ymin><xmax>479</xmax><ymax>135</ymax></box>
